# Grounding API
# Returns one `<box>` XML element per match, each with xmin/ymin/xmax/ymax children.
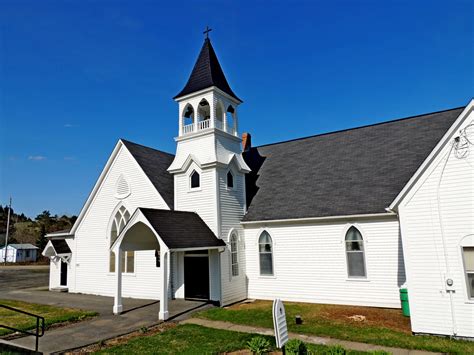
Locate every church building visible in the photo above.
<box><xmin>43</xmin><ymin>36</ymin><xmax>474</xmax><ymax>338</ymax></box>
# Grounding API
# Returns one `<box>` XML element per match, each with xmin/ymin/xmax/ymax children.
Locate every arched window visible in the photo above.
<box><xmin>230</xmin><ymin>233</ymin><xmax>239</xmax><ymax>276</ymax></box>
<box><xmin>259</xmin><ymin>231</ymin><xmax>273</xmax><ymax>276</ymax></box>
<box><xmin>345</xmin><ymin>226</ymin><xmax>366</xmax><ymax>278</ymax></box>
<box><xmin>227</xmin><ymin>171</ymin><xmax>234</xmax><ymax>189</ymax></box>
<box><xmin>182</xmin><ymin>104</ymin><xmax>195</xmax><ymax>129</ymax></box>
<box><xmin>190</xmin><ymin>170</ymin><xmax>200</xmax><ymax>189</ymax></box>
<box><xmin>109</xmin><ymin>206</ymin><xmax>134</xmax><ymax>273</ymax></box>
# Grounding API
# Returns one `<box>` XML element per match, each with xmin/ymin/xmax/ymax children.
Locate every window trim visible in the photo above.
<box><xmin>108</xmin><ymin>204</ymin><xmax>135</xmax><ymax>274</ymax></box>
<box><xmin>189</xmin><ymin>169</ymin><xmax>201</xmax><ymax>191</ymax></box>
<box><xmin>258</xmin><ymin>230</ymin><xmax>275</xmax><ymax>277</ymax></box>
<box><xmin>230</xmin><ymin>232</ymin><xmax>239</xmax><ymax>277</ymax></box>
<box><xmin>226</xmin><ymin>170</ymin><xmax>234</xmax><ymax>190</ymax></box>
<box><xmin>460</xmin><ymin>234</ymin><xmax>474</xmax><ymax>301</ymax></box>
<box><xmin>343</xmin><ymin>224</ymin><xmax>368</xmax><ymax>280</ymax></box>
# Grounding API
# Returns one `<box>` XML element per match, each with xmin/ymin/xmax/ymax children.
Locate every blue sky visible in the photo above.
<box><xmin>0</xmin><ymin>0</ymin><xmax>472</xmax><ymax>218</ymax></box>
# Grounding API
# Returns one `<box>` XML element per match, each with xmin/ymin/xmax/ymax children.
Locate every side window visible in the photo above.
<box><xmin>230</xmin><ymin>233</ymin><xmax>239</xmax><ymax>276</ymax></box>
<box><xmin>258</xmin><ymin>231</ymin><xmax>274</xmax><ymax>276</ymax></box>
<box><xmin>190</xmin><ymin>170</ymin><xmax>200</xmax><ymax>189</ymax></box>
<box><xmin>462</xmin><ymin>246</ymin><xmax>474</xmax><ymax>299</ymax></box>
<box><xmin>345</xmin><ymin>226</ymin><xmax>366</xmax><ymax>278</ymax></box>
<box><xmin>227</xmin><ymin>171</ymin><xmax>234</xmax><ymax>189</ymax></box>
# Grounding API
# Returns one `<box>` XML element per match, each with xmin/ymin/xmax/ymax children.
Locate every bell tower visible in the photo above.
<box><xmin>168</xmin><ymin>33</ymin><xmax>250</xmax><ymax>238</ymax></box>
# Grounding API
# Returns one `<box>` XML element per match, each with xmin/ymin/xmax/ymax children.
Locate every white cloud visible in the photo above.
<box><xmin>64</xmin><ymin>156</ymin><xmax>76</xmax><ymax>161</ymax></box>
<box><xmin>28</xmin><ymin>155</ymin><xmax>47</xmax><ymax>161</ymax></box>
<box><xmin>64</xmin><ymin>123</ymin><xmax>79</xmax><ymax>128</ymax></box>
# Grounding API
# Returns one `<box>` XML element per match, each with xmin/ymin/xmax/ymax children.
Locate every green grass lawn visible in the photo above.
<box><xmin>95</xmin><ymin>324</ymin><xmax>384</xmax><ymax>354</ymax></box>
<box><xmin>0</xmin><ymin>299</ymin><xmax>97</xmax><ymax>336</ymax></box>
<box><xmin>196</xmin><ymin>301</ymin><xmax>474</xmax><ymax>354</ymax></box>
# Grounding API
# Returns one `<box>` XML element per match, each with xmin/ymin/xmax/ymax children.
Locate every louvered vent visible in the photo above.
<box><xmin>115</xmin><ymin>174</ymin><xmax>131</xmax><ymax>199</ymax></box>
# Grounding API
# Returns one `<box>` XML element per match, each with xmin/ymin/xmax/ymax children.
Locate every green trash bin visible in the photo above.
<box><xmin>400</xmin><ymin>288</ymin><xmax>410</xmax><ymax>317</ymax></box>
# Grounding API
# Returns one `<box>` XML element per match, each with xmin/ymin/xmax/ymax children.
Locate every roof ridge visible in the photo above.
<box><xmin>121</xmin><ymin>139</ymin><xmax>175</xmax><ymax>157</ymax></box>
<box><xmin>254</xmin><ymin>106</ymin><xmax>465</xmax><ymax>149</ymax></box>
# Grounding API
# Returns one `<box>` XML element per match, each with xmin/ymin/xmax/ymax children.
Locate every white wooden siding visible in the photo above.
<box><xmin>174</xmin><ymin>163</ymin><xmax>218</xmax><ymax>234</ymax></box>
<box><xmin>399</xmin><ymin>111</ymin><xmax>474</xmax><ymax>337</ymax></box>
<box><xmin>72</xmin><ymin>144</ymin><xmax>169</xmax><ymax>299</ymax></box>
<box><xmin>217</xmin><ymin>166</ymin><xmax>247</xmax><ymax>305</ymax></box>
<box><xmin>243</xmin><ymin>218</ymin><xmax>405</xmax><ymax>308</ymax></box>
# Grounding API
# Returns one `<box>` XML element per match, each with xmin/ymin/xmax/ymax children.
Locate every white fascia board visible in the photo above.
<box><xmin>174</xmin><ymin>86</ymin><xmax>242</xmax><ymax>105</ymax></box>
<box><xmin>240</xmin><ymin>212</ymin><xmax>397</xmax><ymax>227</ymax></box>
<box><xmin>46</xmin><ymin>233</ymin><xmax>74</xmax><ymax>239</ymax></box>
<box><xmin>168</xmin><ymin>154</ymin><xmax>202</xmax><ymax>174</ymax></box>
<box><xmin>388</xmin><ymin>99</ymin><xmax>474</xmax><ymax>210</ymax></box>
<box><xmin>169</xmin><ymin>246</ymin><xmax>226</xmax><ymax>252</ymax></box>
<box><xmin>228</xmin><ymin>154</ymin><xmax>251</xmax><ymax>173</ymax></box>
<box><xmin>70</xmin><ymin>140</ymin><xmax>124</xmax><ymax>235</ymax></box>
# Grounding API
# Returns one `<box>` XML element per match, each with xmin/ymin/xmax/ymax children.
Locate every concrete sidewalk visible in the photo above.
<box><xmin>182</xmin><ymin>318</ymin><xmax>441</xmax><ymax>355</ymax></box>
<box><xmin>7</xmin><ymin>300</ymin><xmax>211</xmax><ymax>354</ymax></box>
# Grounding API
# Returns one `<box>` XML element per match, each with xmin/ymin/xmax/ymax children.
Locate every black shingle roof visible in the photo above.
<box><xmin>174</xmin><ymin>38</ymin><xmax>241</xmax><ymax>102</ymax></box>
<box><xmin>140</xmin><ymin>208</ymin><xmax>226</xmax><ymax>249</ymax></box>
<box><xmin>243</xmin><ymin>108</ymin><xmax>463</xmax><ymax>222</ymax></box>
<box><xmin>51</xmin><ymin>240</ymin><xmax>71</xmax><ymax>254</ymax></box>
<box><xmin>122</xmin><ymin>140</ymin><xmax>175</xmax><ymax>209</ymax></box>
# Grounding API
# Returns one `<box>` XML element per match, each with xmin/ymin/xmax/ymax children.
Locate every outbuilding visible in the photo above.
<box><xmin>0</xmin><ymin>243</ymin><xmax>39</xmax><ymax>263</ymax></box>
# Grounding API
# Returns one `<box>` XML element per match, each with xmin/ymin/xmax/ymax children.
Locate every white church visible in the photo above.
<box><xmin>43</xmin><ymin>36</ymin><xmax>474</xmax><ymax>338</ymax></box>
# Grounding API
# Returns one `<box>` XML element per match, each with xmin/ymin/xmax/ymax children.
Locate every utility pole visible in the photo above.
<box><xmin>4</xmin><ymin>197</ymin><xmax>12</xmax><ymax>265</ymax></box>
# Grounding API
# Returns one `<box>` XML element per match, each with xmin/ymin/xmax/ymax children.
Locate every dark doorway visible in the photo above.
<box><xmin>60</xmin><ymin>260</ymin><xmax>68</xmax><ymax>286</ymax></box>
<box><xmin>184</xmin><ymin>254</ymin><xmax>210</xmax><ymax>300</ymax></box>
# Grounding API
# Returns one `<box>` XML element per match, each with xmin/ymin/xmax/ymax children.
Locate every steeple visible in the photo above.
<box><xmin>174</xmin><ymin>38</ymin><xmax>241</xmax><ymax>102</ymax></box>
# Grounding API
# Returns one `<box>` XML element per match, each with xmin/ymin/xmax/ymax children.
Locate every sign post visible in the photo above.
<box><xmin>272</xmin><ymin>299</ymin><xmax>288</xmax><ymax>353</ymax></box>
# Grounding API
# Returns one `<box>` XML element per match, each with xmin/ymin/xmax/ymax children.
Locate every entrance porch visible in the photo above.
<box><xmin>111</xmin><ymin>208</ymin><xmax>226</xmax><ymax>320</ymax></box>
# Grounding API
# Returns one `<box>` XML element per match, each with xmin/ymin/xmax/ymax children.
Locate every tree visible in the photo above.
<box><xmin>35</xmin><ymin>211</ymin><xmax>52</xmax><ymax>250</ymax></box>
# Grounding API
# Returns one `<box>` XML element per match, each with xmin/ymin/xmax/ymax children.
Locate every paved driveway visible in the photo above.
<box><xmin>0</xmin><ymin>265</ymin><xmax>49</xmax><ymax>292</ymax></box>
<box><xmin>0</xmin><ymin>265</ymin><xmax>212</xmax><ymax>353</ymax></box>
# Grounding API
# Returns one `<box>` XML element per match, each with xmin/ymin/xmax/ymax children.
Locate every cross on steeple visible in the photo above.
<box><xmin>203</xmin><ymin>26</ymin><xmax>212</xmax><ymax>39</ymax></box>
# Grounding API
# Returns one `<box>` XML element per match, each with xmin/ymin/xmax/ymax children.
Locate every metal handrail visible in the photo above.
<box><xmin>0</xmin><ymin>304</ymin><xmax>45</xmax><ymax>352</ymax></box>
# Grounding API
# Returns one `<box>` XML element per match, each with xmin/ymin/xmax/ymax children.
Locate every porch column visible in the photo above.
<box><xmin>159</xmin><ymin>250</ymin><xmax>169</xmax><ymax>320</ymax></box>
<box><xmin>113</xmin><ymin>248</ymin><xmax>123</xmax><ymax>314</ymax></box>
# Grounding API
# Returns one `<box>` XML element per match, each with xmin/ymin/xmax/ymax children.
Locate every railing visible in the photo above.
<box><xmin>0</xmin><ymin>304</ymin><xmax>45</xmax><ymax>352</ymax></box>
<box><xmin>181</xmin><ymin>120</ymin><xmax>237</xmax><ymax>137</ymax></box>
<box><xmin>198</xmin><ymin>120</ymin><xmax>210</xmax><ymax>130</ymax></box>
<box><xmin>183</xmin><ymin>123</ymin><xmax>194</xmax><ymax>134</ymax></box>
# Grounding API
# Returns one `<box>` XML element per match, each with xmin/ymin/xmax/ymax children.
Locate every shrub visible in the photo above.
<box><xmin>247</xmin><ymin>336</ymin><xmax>272</xmax><ymax>354</ymax></box>
<box><xmin>285</xmin><ymin>339</ymin><xmax>308</xmax><ymax>355</ymax></box>
<box><xmin>323</xmin><ymin>345</ymin><xmax>346</xmax><ymax>355</ymax></box>
<box><xmin>139</xmin><ymin>326</ymin><xmax>149</xmax><ymax>334</ymax></box>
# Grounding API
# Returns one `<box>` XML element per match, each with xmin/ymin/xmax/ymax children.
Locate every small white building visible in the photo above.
<box><xmin>1</xmin><ymin>243</ymin><xmax>39</xmax><ymax>263</ymax></box>
<box><xmin>43</xmin><ymin>36</ymin><xmax>473</xmax><ymax>338</ymax></box>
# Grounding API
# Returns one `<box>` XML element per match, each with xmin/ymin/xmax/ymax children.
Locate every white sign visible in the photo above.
<box><xmin>272</xmin><ymin>298</ymin><xmax>288</xmax><ymax>348</ymax></box>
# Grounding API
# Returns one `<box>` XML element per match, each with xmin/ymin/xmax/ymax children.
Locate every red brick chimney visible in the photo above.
<box><xmin>242</xmin><ymin>132</ymin><xmax>252</xmax><ymax>152</ymax></box>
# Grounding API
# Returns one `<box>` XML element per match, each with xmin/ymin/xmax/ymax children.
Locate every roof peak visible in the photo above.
<box><xmin>174</xmin><ymin>38</ymin><xmax>241</xmax><ymax>102</ymax></box>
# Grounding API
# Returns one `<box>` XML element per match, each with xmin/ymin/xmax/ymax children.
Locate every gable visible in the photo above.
<box><xmin>71</xmin><ymin>141</ymin><xmax>172</xmax><ymax>234</ymax></box>
<box><xmin>243</xmin><ymin>107</ymin><xmax>464</xmax><ymax>222</ymax></box>
<box><xmin>391</xmin><ymin>101</ymin><xmax>474</xmax><ymax>210</ymax></box>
